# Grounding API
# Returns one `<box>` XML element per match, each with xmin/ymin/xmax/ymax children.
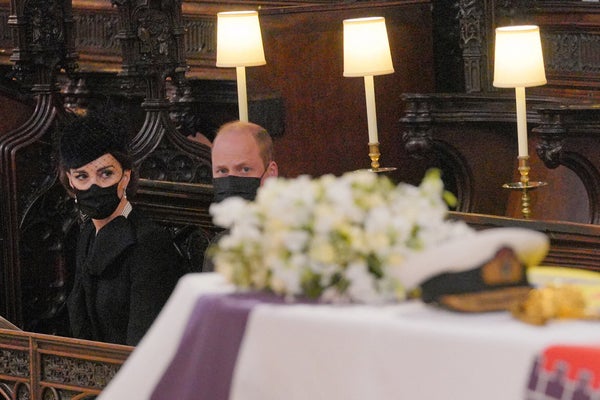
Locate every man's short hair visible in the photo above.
<box><xmin>215</xmin><ymin>121</ymin><xmax>273</xmax><ymax>168</ymax></box>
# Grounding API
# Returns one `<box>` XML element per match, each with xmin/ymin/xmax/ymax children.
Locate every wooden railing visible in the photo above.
<box><xmin>0</xmin><ymin>212</ymin><xmax>597</xmax><ymax>400</ymax></box>
<box><xmin>0</xmin><ymin>328</ymin><xmax>132</xmax><ymax>400</ymax></box>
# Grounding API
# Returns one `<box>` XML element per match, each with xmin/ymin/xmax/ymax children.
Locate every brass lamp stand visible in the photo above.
<box><xmin>493</xmin><ymin>25</ymin><xmax>548</xmax><ymax>219</ymax></box>
<box><xmin>343</xmin><ymin>17</ymin><xmax>397</xmax><ymax>174</ymax></box>
<box><xmin>368</xmin><ymin>142</ymin><xmax>397</xmax><ymax>173</ymax></box>
<box><xmin>502</xmin><ymin>156</ymin><xmax>547</xmax><ymax>219</ymax></box>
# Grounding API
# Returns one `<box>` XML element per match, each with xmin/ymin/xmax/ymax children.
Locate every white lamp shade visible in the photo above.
<box><xmin>343</xmin><ymin>17</ymin><xmax>394</xmax><ymax>77</ymax></box>
<box><xmin>493</xmin><ymin>25</ymin><xmax>547</xmax><ymax>88</ymax></box>
<box><xmin>216</xmin><ymin>11</ymin><xmax>266</xmax><ymax>67</ymax></box>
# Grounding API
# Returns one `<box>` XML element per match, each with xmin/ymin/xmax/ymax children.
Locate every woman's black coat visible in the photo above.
<box><xmin>67</xmin><ymin>208</ymin><xmax>184</xmax><ymax>346</ymax></box>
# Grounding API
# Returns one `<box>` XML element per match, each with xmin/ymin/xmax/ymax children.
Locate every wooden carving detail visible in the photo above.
<box><xmin>0</xmin><ymin>349</ymin><xmax>29</xmax><ymax>377</ymax></box>
<box><xmin>560</xmin><ymin>153</ymin><xmax>600</xmax><ymax>225</ymax></box>
<box><xmin>534</xmin><ymin>107</ymin><xmax>600</xmax><ymax>224</ymax></box>
<box><xmin>400</xmin><ymin>95</ymin><xmax>434</xmax><ymax>154</ymax></box>
<box><xmin>400</xmin><ymin>94</ymin><xmax>474</xmax><ymax>212</ymax></box>
<box><xmin>544</xmin><ymin>33</ymin><xmax>581</xmax><ymax>73</ymax></box>
<box><xmin>0</xmin><ymin>8</ymin><xmax>10</xmax><ymax>51</ymax></box>
<box><xmin>493</xmin><ymin>0</ymin><xmax>530</xmax><ymax>22</ymax></box>
<box><xmin>15</xmin><ymin>383</ymin><xmax>29</xmax><ymax>400</ymax></box>
<box><xmin>432</xmin><ymin>141</ymin><xmax>474</xmax><ymax>213</ymax></box>
<box><xmin>20</xmin><ymin>183</ymin><xmax>78</xmax><ymax>335</ymax></box>
<box><xmin>42</xmin><ymin>354</ymin><xmax>121</xmax><ymax>388</ymax></box>
<box><xmin>0</xmin><ymin>383</ymin><xmax>15</xmax><ymax>400</ymax></box>
<box><xmin>111</xmin><ymin>0</ymin><xmax>186</xmax><ymax>84</ymax></box>
<box><xmin>9</xmin><ymin>0</ymin><xmax>77</xmax><ymax>84</ymax></box>
<box><xmin>110</xmin><ymin>0</ymin><xmax>212</xmax><ymax>182</ymax></box>
<box><xmin>534</xmin><ymin>109</ymin><xmax>566</xmax><ymax>169</ymax></box>
<box><xmin>138</xmin><ymin>130</ymin><xmax>212</xmax><ymax>183</ymax></box>
<box><xmin>543</xmin><ymin>31</ymin><xmax>600</xmax><ymax>88</ymax></box>
<box><xmin>0</xmin><ymin>369</ymin><xmax>31</xmax><ymax>398</ymax></box>
<box><xmin>60</xmin><ymin>9</ymin><xmax>215</xmax><ymax>182</ymax></box>
<box><xmin>457</xmin><ymin>0</ymin><xmax>535</xmax><ymax>94</ymax></box>
<box><xmin>73</xmin><ymin>12</ymin><xmax>121</xmax><ymax>52</ymax></box>
<box><xmin>136</xmin><ymin>9</ymin><xmax>178</xmax><ymax>65</ymax></box>
<box><xmin>40</xmin><ymin>387</ymin><xmax>60</xmax><ymax>400</ymax></box>
<box><xmin>0</xmin><ymin>330</ymin><xmax>131</xmax><ymax>399</ymax></box>
<box><xmin>184</xmin><ymin>17</ymin><xmax>216</xmax><ymax>56</ymax></box>
<box><xmin>458</xmin><ymin>0</ymin><xmax>485</xmax><ymax>93</ymax></box>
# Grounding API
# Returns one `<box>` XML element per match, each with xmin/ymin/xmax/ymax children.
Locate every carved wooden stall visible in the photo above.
<box><xmin>0</xmin><ymin>0</ymin><xmax>217</xmax><ymax>334</ymax></box>
<box><xmin>399</xmin><ymin>1</ymin><xmax>600</xmax><ymax>225</ymax></box>
<box><xmin>0</xmin><ymin>0</ymin><xmax>79</xmax><ymax>334</ymax></box>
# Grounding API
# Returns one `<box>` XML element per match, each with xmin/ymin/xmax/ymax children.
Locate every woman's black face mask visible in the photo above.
<box><xmin>212</xmin><ymin>175</ymin><xmax>262</xmax><ymax>203</ymax></box>
<box><xmin>75</xmin><ymin>181</ymin><xmax>123</xmax><ymax>219</ymax></box>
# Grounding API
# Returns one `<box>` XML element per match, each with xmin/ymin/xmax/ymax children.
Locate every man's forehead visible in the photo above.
<box><xmin>213</xmin><ymin>131</ymin><xmax>259</xmax><ymax>157</ymax></box>
<box><xmin>212</xmin><ymin>153</ymin><xmax>257</xmax><ymax>168</ymax></box>
<box><xmin>215</xmin><ymin>127</ymin><xmax>254</xmax><ymax>144</ymax></box>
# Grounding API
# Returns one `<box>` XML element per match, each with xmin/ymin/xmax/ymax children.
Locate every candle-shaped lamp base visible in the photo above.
<box><xmin>502</xmin><ymin>156</ymin><xmax>547</xmax><ymax>219</ymax></box>
<box><xmin>367</xmin><ymin>142</ymin><xmax>396</xmax><ymax>173</ymax></box>
<box><xmin>236</xmin><ymin>66</ymin><xmax>249</xmax><ymax>122</ymax></box>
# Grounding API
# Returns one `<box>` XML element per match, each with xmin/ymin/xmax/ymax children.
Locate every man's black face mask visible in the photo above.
<box><xmin>213</xmin><ymin>175</ymin><xmax>261</xmax><ymax>203</ymax></box>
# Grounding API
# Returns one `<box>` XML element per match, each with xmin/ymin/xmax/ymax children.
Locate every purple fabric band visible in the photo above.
<box><xmin>150</xmin><ymin>292</ymin><xmax>288</xmax><ymax>400</ymax></box>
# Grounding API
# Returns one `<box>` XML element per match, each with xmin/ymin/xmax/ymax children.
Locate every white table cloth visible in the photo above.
<box><xmin>100</xmin><ymin>273</ymin><xmax>600</xmax><ymax>400</ymax></box>
<box><xmin>99</xmin><ymin>273</ymin><xmax>235</xmax><ymax>400</ymax></box>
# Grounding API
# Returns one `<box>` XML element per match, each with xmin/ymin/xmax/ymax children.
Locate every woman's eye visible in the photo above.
<box><xmin>241</xmin><ymin>167</ymin><xmax>251</xmax><ymax>173</ymax></box>
<box><xmin>100</xmin><ymin>170</ymin><xmax>115</xmax><ymax>179</ymax></box>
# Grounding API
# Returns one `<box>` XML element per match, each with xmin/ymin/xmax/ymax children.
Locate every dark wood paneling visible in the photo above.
<box><xmin>399</xmin><ymin>93</ymin><xmax>600</xmax><ymax>224</ymax></box>
<box><xmin>451</xmin><ymin>211</ymin><xmax>600</xmax><ymax>272</ymax></box>
<box><xmin>529</xmin><ymin>2</ymin><xmax>600</xmax><ymax>99</ymax></box>
<box><xmin>0</xmin><ymin>73</ymin><xmax>33</xmax><ymax>133</ymax></box>
<box><xmin>247</xmin><ymin>1</ymin><xmax>435</xmax><ymax>179</ymax></box>
<box><xmin>400</xmin><ymin>93</ymin><xmax>552</xmax><ymax>217</ymax></box>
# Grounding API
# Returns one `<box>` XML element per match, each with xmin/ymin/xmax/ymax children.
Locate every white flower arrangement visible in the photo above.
<box><xmin>209</xmin><ymin>169</ymin><xmax>474</xmax><ymax>304</ymax></box>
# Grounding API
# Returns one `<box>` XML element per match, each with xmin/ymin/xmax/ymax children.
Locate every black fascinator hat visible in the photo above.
<box><xmin>58</xmin><ymin>111</ymin><xmax>129</xmax><ymax>169</ymax></box>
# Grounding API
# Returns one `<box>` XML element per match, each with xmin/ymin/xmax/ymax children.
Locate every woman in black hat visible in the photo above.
<box><xmin>58</xmin><ymin>112</ymin><xmax>184</xmax><ymax>346</ymax></box>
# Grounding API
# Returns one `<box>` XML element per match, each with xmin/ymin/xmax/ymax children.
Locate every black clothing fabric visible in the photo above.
<box><xmin>67</xmin><ymin>208</ymin><xmax>184</xmax><ymax>346</ymax></box>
